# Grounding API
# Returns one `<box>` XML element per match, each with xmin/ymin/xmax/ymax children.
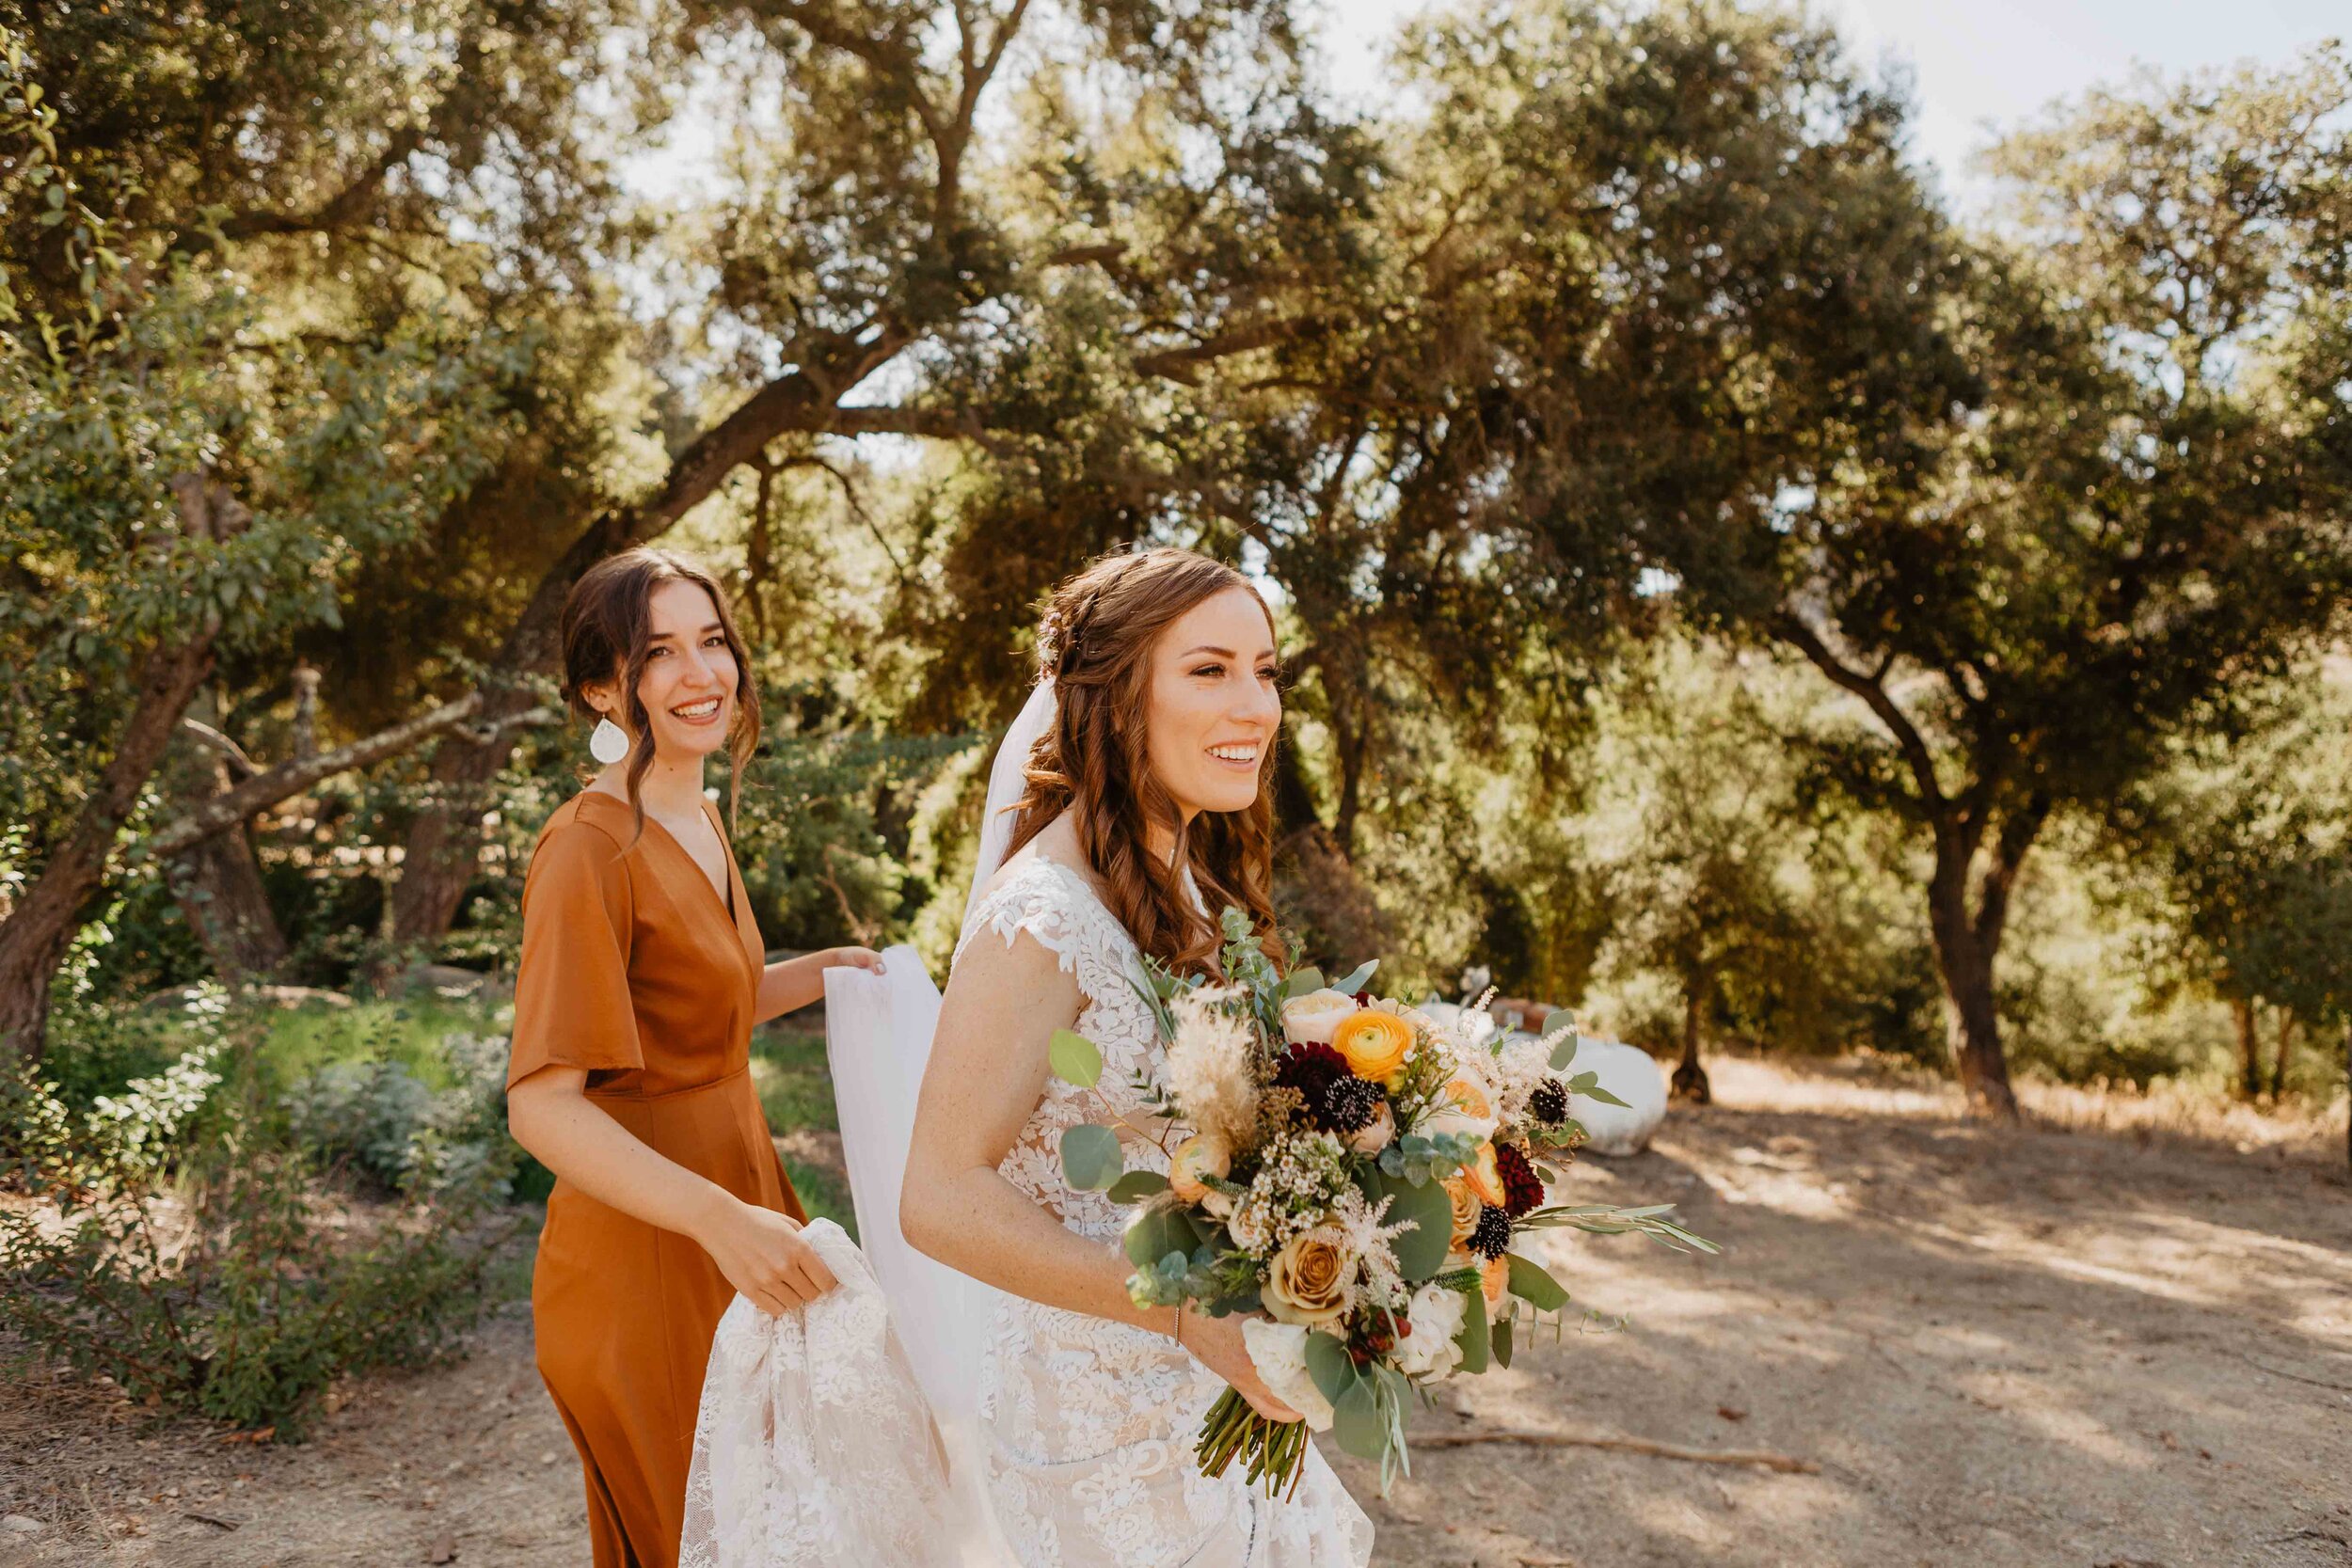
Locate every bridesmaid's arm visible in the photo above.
<box><xmin>508</xmin><ymin>1067</ymin><xmax>837</xmax><ymax>1313</ymax></box>
<box><xmin>898</xmin><ymin>930</ymin><xmax>1302</xmax><ymax>1421</ymax></box>
<box><xmin>753</xmin><ymin>945</ymin><xmax>886</xmax><ymax>1025</ymax></box>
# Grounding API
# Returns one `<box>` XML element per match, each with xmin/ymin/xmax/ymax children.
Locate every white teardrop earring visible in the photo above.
<box><xmin>589</xmin><ymin>716</ymin><xmax>629</xmax><ymax>766</ymax></box>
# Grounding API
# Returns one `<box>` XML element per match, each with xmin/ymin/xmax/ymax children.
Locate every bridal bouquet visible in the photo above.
<box><xmin>1050</xmin><ymin>909</ymin><xmax>1716</xmax><ymax>1497</ymax></box>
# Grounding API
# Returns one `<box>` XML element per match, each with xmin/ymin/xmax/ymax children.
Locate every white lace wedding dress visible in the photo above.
<box><xmin>681</xmin><ymin>677</ymin><xmax>1373</xmax><ymax>1567</ymax></box>
<box><xmin>955</xmin><ymin>854</ymin><xmax>1375</xmax><ymax>1568</ymax></box>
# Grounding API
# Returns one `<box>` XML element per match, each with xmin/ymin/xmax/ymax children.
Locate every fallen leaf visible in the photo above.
<box><xmin>1716</xmin><ymin>1406</ymin><xmax>1747</xmax><ymax>1422</ymax></box>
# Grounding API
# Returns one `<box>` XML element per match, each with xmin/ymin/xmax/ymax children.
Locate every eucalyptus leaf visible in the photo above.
<box><xmin>1104</xmin><ymin>1169</ymin><xmax>1169</xmax><ymax>1204</ymax></box>
<box><xmin>1541</xmin><ymin>1006</ymin><xmax>1575</xmax><ymax>1039</ymax></box>
<box><xmin>1549</xmin><ymin>1032</ymin><xmax>1581</xmax><ymax>1070</ymax></box>
<box><xmin>1579</xmin><ymin>1084</ymin><xmax>1632</xmax><ymax>1109</ymax></box>
<box><xmin>1357</xmin><ymin>1167</ymin><xmax>1454</xmax><ymax>1280</ymax></box>
<box><xmin>1330</xmin><ymin>958</ymin><xmax>1378</xmax><ymax>995</ymax></box>
<box><xmin>1492</xmin><ymin>1312</ymin><xmax>1515</xmax><ymax>1369</ymax></box>
<box><xmin>1304</xmin><ymin>1330</ymin><xmax>1359</xmax><ymax>1406</ymax></box>
<box><xmin>1504</xmin><ymin>1252</ymin><xmax>1570</xmax><ymax>1312</ymax></box>
<box><xmin>1281</xmin><ymin>966</ymin><xmax>1326</xmax><ymax>1000</ymax></box>
<box><xmin>1121</xmin><ymin>1203</ymin><xmax>1201</xmax><ymax>1270</ymax></box>
<box><xmin>1048</xmin><ymin>1028</ymin><xmax>1103</xmax><ymax>1088</ymax></box>
<box><xmin>1453</xmin><ymin>1289</ymin><xmax>1490</xmax><ymax>1374</ymax></box>
<box><xmin>1330</xmin><ymin>1377</ymin><xmax>1387</xmax><ymax>1462</ymax></box>
<box><xmin>1059</xmin><ymin>1124</ymin><xmax>1123</xmax><ymax>1191</ymax></box>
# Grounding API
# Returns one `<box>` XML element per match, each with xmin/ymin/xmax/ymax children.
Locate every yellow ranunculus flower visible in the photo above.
<box><xmin>1333</xmin><ymin>1009</ymin><xmax>1413</xmax><ymax>1081</ymax></box>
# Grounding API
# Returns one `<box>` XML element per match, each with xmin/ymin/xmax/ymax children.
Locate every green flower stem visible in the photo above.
<box><xmin>1195</xmin><ymin>1388</ymin><xmax>1315</xmax><ymax>1497</ymax></box>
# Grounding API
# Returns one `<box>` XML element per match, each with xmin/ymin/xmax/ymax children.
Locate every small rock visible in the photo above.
<box><xmin>426</xmin><ymin>1533</ymin><xmax>457</xmax><ymax>1563</ymax></box>
<box><xmin>4</xmin><ymin>1514</ymin><xmax>42</xmax><ymax>1533</ymax></box>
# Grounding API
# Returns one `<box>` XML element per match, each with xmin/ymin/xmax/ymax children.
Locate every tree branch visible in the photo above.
<box><xmin>179</xmin><ymin>719</ymin><xmax>258</xmax><ymax>781</ymax></box>
<box><xmin>1132</xmin><ymin>316</ymin><xmax>1315</xmax><ymax>385</ymax></box>
<box><xmin>1772</xmin><ymin>612</ymin><xmax>1948</xmax><ymax>814</ymax></box>
<box><xmin>138</xmin><ymin>693</ymin><xmax>550</xmax><ymax>862</ymax></box>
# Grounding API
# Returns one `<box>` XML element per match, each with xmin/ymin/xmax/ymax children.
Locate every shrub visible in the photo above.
<box><xmin>0</xmin><ymin>993</ymin><xmax>518</xmax><ymax>1437</ymax></box>
<box><xmin>284</xmin><ymin>1029</ymin><xmax>517</xmax><ymax>1198</ymax></box>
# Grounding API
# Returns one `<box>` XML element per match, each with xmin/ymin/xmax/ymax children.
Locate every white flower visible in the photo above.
<box><xmin>1279</xmin><ymin>988</ymin><xmax>1359</xmax><ymax>1045</ymax></box>
<box><xmin>1391</xmin><ymin>1281</ymin><xmax>1468</xmax><ymax>1381</ymax></box>
<box><xmin>1491</xmin><ymin>1038</ymin><xmax>1555</xmax><ymax>1120</ymax></box>
<box><xmin>1241</xmin><ymin>1319</ymin><xmax>1335</xmax><ymax>1431</ymax></box>
<box><xmin>1327</xmin><ymin>1186</ymin><xmax>1412</xmax><ymax>1310</ymax></box>
<box><xmin>1227</xmin><ymin>1197</ymin><xmax>1274</xmax><ymax>1255</ymax></box>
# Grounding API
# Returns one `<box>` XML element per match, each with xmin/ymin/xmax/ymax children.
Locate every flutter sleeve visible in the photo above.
<box><xmin>507</xmin><ymin>816</ymin><xmax>644</xmax><ymax>1088</ymax></box>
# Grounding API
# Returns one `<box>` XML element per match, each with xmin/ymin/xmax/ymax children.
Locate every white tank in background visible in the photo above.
<box><xmin>1419</xmin><ymin>1000</ymin><xmax>1669</xmax><ymax>1156</ymax></box>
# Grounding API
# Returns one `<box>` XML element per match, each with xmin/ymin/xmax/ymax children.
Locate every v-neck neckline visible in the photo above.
<box><xmin>580</xmin><ymin>789</ymin><xmax>737</xmax><ymax>927</ymax></box>
<box><xmin>642</xmin><ymin>797</ymin><xmax>736</xmax><ymax>926</ymax></box>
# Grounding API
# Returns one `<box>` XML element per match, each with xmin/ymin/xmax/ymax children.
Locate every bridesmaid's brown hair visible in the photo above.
<box><xmin>559</xmin><ymin>548</ymin><xmax>760</xmax><ymax>843</ymax></box>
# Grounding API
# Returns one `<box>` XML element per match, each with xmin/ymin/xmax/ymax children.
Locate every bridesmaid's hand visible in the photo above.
<box><xmin>822</xmin><ymin>945</ymin><xmax>887</xmax><ymax>975</ymax></box>
<box><xmin>698</xmin><ymin>1196</ymin><xmax>839</xmax><ymax>1314</ymax></box>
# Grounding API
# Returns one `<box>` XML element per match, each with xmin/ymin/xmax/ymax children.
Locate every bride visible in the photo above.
<box><xmin>900</xmin><ymin>545</ymin><xmax>1373</xmax><ymax>1566</ymax></box>
<box><xmin>680</xmin><ymin>546</ymin><xmax>1373</xmax><ymax>1567</ymax></box>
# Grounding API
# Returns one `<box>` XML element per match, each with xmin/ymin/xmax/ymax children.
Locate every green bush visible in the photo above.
<box><xmin>0</xmin><ymin>992</ymin><xmax>518</xmax><ymax>1437</ymax></box>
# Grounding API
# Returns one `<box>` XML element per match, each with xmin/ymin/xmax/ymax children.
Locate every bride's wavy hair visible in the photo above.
<box><xmin>559</xmin><ymin>546</ymin><xmax>760</xmax><ymax>846</ymax></box>
<box><xmin>1003</xmin><ymin>546</ymin><xmax>1283</xmax><ymax>977</ymax></box>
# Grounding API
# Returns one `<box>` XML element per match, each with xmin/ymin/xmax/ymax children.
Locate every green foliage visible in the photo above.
<box><xmin>747</xmin><ymin>1024</ymin><xmax>854</xmax><ymax>1231</ymax></box>
<box><xmin>0</xmin><ymin>995</ymin><xmax>517</xmax><ymax>1436</ymax></box>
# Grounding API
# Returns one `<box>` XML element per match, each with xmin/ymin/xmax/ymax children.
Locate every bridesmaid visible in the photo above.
<box><xmin>504</xmin><ymin>546</ymin><xmax>882</xmax><ymax>1568</ymax></box>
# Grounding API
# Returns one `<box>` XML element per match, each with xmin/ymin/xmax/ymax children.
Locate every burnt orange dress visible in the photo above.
<box><xmin>506</xmin><ymin>790</ymin><xmax>805</xmax><ymax>1568</ymax></box>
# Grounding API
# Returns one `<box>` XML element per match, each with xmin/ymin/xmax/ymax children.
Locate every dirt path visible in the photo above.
<box><xmin>5</xmin><ymin>1058</ymin><xmax>2346</xmax><ymax>1567</ymax></box>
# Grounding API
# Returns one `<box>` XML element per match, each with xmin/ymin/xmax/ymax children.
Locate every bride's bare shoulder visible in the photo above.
<box><xmin>978</xmin><ymin>813</ymin><xmax>1093</xmax><ymax>903</ymax></box>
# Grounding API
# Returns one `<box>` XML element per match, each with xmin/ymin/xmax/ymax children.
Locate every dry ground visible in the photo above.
<box><xmin>3</xmin><ymin>1056</ymin><xmax>2345</xmax><ymax>1568</ymax></box>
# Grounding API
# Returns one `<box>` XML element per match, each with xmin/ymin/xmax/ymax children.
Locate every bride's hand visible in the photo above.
<box><xmin>1180</xmin><ymin>1311</ymin><xmax>1304</xmax><ymax>1423</ymax></box>
<box><xmin>697</xmin><ymin>1194</ymin><xmax>839</xmax><ymax>1314</ymax></box>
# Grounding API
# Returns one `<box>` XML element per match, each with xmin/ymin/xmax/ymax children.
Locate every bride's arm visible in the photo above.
<box><xmin>898</xmin><ymin>929</ymin><xmax>1299</xmax><ymax>1419</ymax></box>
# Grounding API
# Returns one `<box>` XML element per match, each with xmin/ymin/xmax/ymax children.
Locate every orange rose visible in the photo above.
<box><xmin>1443</xmin><ymin>1175</ymin><xmax>1482</xmax><ymax>1247</ymax></box>
<box><xmin>1333</xmin><ymin>1010</ymin><xmax>1413</xmax><ymax>1081</ymax></box>
<box><xmin>1461</xmin><ymin>1141</ymin><xmax>1505</xmax><ymax>1209</ymax></box>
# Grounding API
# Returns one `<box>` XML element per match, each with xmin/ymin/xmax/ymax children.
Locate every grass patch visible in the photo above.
<box><xmin>749</xmin><ymin>1022</ymin><xmax>838</xmax><ymax>1134</ymax></box>
<box><xmin>751</xmin><ymin>1022</ymin><xmax>854</xmax><ymax>1236</ymax></box>
<box><xmin>781</xmin><ymin>1157</ymin><xmax>856</xmax><ymax>1234</ymax></box>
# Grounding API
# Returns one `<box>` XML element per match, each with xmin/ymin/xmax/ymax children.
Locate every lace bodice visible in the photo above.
<box><xmin>955</xmin><ymin>855</ymin><xmax>1172</xmax><ymax>1243</ymax></box>
<box><xmin>952</xmin><ymin>853</ymin><xmax>1374</xmax><ymax>1568</ymax></box>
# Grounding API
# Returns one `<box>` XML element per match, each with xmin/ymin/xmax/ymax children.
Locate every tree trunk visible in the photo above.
<box><xmin>1331</xmin><ymin>706</ymin><xmax>1368</xmax><ymax>859</ymax></box>
<box><xmin>2343</xmin><ymin>1022</ymin><xmax>2349</xmax><ymax>1173</ymax></box>
<box><xmin>1933</xmin><ymin>926</ymin><xmax>2015</xmax><ymax>1118</ymax></box>
<box><xmin>1670</xmin><ymin>984</ymin><xmax>1712</xmax><ymax>1103</ymax></box>
<box><xmin>2233</xmin><ymin>995</ymin><xmax>2263</xmax><ymax>1101</ymax></box>
<box><xmin>163</xmin><ymin>705</ymin><xmax>288</xmax><ymax>982</ymax></box>
<box><xmin>380</xmin><ymin>335</ymin><xmax>923</xmax><ymax>966</ymax></box>
<box><xmin>2272</xmin><ymin>1009</ymin><xmax>2298</xmax><ymax>1101</ymax></box>
<box><xmin>382</xmin><ymin>516</ymin><xmax>604</xmax><ymax>970</ymax></box>
<box><xmin>1923</xmin><ymin>820</ymin><xmax>2031</xmax><ymax>1120</ymax></box>
<box><xmin>0</xmin><ymin>637</ymin><xmax>216</xmax><ymax>1061</ymax></box>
